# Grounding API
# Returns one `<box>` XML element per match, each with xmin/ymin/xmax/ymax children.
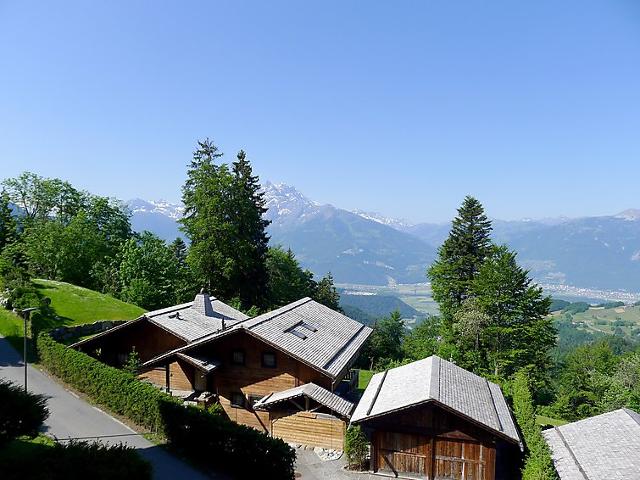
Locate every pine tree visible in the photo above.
<box><xmin>313</xmin><ymin>272</ymin><xmax>341</xmax><ymax>311</ymax></box>
<box><xmin>472</xmin><ymin>245</ymin><xmax>554</xmax><ymax>386</ymax></box>
<box><xmin>428</xmin><ymin>196</ymin><xmax>492</xmax><ymax>342</ymax></box>
<box><xmin>181</xmin><ymin>138</ymin><xmax>234</xmax><ymax>298</ymax></box>
<box><xmin>180</xmin><ymin>141</ymin><xmax>271</xmax><ymax>308</ymax></box>
<box><xmin>230</xmin><ymin>150</ymin><xmax>271</xmax><ymax>309</ymax></box>
<box><xmin>0</xmin><ymin>190</ymin><xmax>17</xmax><ymax>251</ymax></box>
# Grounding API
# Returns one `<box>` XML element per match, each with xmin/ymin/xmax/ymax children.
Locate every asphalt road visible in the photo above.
<box><xmin>0</xmin><ymin>335</ymin><xmax>222</xmax><ymax>480</ymax></box>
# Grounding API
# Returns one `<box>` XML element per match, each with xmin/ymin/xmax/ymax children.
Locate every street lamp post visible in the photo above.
<box><xmin>19</xmin><ymin>307</ymin><xmax>37</xmax><ymax>393</ymax></box>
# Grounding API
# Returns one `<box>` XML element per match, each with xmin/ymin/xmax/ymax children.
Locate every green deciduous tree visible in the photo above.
<box><xmin>266</xmin><ymin>246</ymin><xmax>315</xmax><ymax>307</ymax></box>
<box><xmin>0</xmin><ymin>191</ymin><xmax>17</xmax><ymax>251</ymax></box>
<box><xmin>360</xmin><ymin>310</ymin><xmax>405</xmax><ymax>369</ymax></box>
<box><xmin>403</xmin><ymin>316</ymin><xmax>440</xmax><ymax>361</ymax></box>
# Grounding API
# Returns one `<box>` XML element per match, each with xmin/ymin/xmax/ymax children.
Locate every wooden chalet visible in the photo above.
<box><xmin>543</xmin><ymin>408</ymin><xmax>640</xmax><ymax>480</ymax></box>
<box><xmin>75</xmin><ymin>294</ymin><xmax>372</xmax><ymax>450</ymax></box>
<box><xmin>73</xmin><ymin>290</ymin><xmax>249</xmax><ymax>365</ymax></box>
<box><xmin>351</xmin><ymin>356</ymin><xmax>522</xmax><ymax>480</ymax></box>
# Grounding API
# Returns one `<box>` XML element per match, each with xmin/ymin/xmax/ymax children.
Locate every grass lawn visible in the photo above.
<box><xmin>33</xmin><ymin>279</ymin><xmax>145</xmax><ymax>325</ymax></box>
<box><xmin>0</xmin><ymin>280</ymin><xmax>144</xmax><ymax>354</ymax></box>
<box><xmin>536</xmin><ymin>414</ymin><xmax>568</xmax><ymax>427</ymax></box>
<box><xmin>357</xmin><ymin>369</ymin><xmax>374</xmax><ymax>394</ymax></box>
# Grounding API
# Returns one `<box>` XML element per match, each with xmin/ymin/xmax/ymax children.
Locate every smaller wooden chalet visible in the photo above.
<box><xmin>138</xmin><ymin>297</ymin><xmax>372</xmax><ymax>449</ymax></box>
<box><xmin>543</xmin><ymin>408</ymin><xmax>640</xmax><ymax>480</ymax></box>
<box><xmin>72</xmin><ymin>291</ymin><xmax>249</xmax><ymax>365</ymax></box>
<box><xmin>351</xmin><ymin>356</ymin><xmax>522</xmax><ymax>480</ymax></box>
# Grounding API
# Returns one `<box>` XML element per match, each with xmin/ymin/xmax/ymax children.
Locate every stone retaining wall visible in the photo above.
<box><xmin>48</xmin><ymin>320</ymin><xmax>127</xmax><ymax>342</ymax></box>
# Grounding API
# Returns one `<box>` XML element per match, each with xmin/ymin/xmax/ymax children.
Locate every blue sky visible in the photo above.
<box><xmin>1</xmin><ymin>1</ymin><xmax>639</xmax><ymax>223</ymax></box>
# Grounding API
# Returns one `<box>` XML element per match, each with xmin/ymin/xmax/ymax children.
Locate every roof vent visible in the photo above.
<box><xmin>193</xmin><ymin>291</ymin><xmax>215</xmax><ymax>317</ymax></box>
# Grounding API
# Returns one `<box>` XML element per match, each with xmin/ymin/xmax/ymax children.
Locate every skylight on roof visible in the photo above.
<box><xmin>289</xmin><ymin>329</ymin><xmax>307</xmax><ymax>340</ymax></box>
<box><xmin>286</xmin><ymin>320</ymin><xmax>318</xmax><ymax>340</ymax></box>
<box><xmin>299</xmin><ymin>321</ymin><xmax>318</xmax><ymax>333</ymax></box>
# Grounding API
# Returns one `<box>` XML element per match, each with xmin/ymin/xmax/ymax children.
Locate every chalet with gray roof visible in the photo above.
<box><xmin>352</xmin><ymin>356</ymin><xmax>522</xmax><ymax>480</ymax></box>
<box><xmin>543</xmin><ymin>408</ymin><xmax>640</xmax><ymax>480</ymax></box>
<box><xmin>75</xmin><ymin>295</ymin><xmax>371</xmax><ymax>450</ymax></box>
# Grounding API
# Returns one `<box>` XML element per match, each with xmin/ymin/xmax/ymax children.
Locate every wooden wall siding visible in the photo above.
<box><xmin>81</xmin><ymin>320</ymin><xmax>186</xmax><ymax>365</ymax></box>
<box><xmin>169</xmin><ymin>360</ymin><xmax>195</xmax><ymax>392</ymax></box>
<box><xmin>138</xmin><ymin>366</ymin><xmax>166</xmax><ymax>387</ymax></box>
<box><xmin>271</xmin><ymin>411</ymin><xmax>346</xmax><ymax>450</ymax></box>
<box><xmin>184</xmin><ymin>331</ymin><xmax>332</xmax><ymax>433</ymax></box>
<box><xmin>367</xmin><ymin>403</ymin><xmax>498</xmax><ymax>480</ymax></box>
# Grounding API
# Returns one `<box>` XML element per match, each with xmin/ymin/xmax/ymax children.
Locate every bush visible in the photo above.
<box><xmin>344</xmin><ymin>425</ymin><xmax>369</xmax><ymax>470</ymax></box>
<box><xmin>0</xmin><ymin>380</ymin><xmax>49</xmax><ymax>446</ymax></box>
<box><xmin>0</xmin><ymin>439</ymin><xmax>151</xmax><ymax>480</ymax></box>
<box><xmin>160</xmin><ymin>401</ymin><xmax>296</xmax><ymax>479</ymax></box>
<box><xmin>512</xmin><ymin>370</ymin><xmax>558</xmax><ymax>480</ymax></box>
<box><xmin>37</xmin><ymin>332</ymin><xmax>175</xmax><ymax>432</ymax></box>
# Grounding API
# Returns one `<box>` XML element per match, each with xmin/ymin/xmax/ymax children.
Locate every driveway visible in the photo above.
<box><xmin>0</xmin><ymin>336</ymin><xmax>225</xmax><ymax>480</ymax></box>
<box><xmin>294</xmin><ymin>447</ymin><xmax>383</xmax><ymax>480</ymax></box>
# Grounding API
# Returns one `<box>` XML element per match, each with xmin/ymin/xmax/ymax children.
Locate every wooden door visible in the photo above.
<box><xmin>433</xmin><ymin>439</ymin><xmax>494</xmax><ymax>480</ymax></box>
<box><xmin>375</xmin><ymin>431</ymin><xmax>431</xmax><ymax>478</ymax></box>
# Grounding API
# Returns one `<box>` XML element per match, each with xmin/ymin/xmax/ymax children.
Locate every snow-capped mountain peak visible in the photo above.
<box><xmin>616</xmin><ymin>209</ymin><xmax>640</xmax><ymax>221</ymax></box>
<box><xmin>262</xmin><ymin>181</ymin><xmax>321</xmax><ymax>222</ymax></box>
<box><xmin>352</xmin><ymin>210</ymin><xmax>414</xmax><ymax>230</ymax></box>
<box><xmin>127</xmin><ymin>198</ymin><xmax>184</xmax><ymax>220</ymax></box>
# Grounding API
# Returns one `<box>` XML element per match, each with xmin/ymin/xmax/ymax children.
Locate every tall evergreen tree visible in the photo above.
<box><xmin>180</xmin><ymin>140</ymin><xmax>271</xmax><ymax>308</ymax></box>
<box><xmin>472</xmin><ymin>245</ymin><xmax>554</xmax><ymax>387</ymax></box>
<box><xmin>428</xmin><ymin>196</ymin><xmax>492</xmax><ymax>342</ymax></box>
<box><xmin>230</xmin><ymin>150</ymin><xmax>271</xmax><ymax>308</ymax></box>
<box><xmin>313</xmin><ymin>272</ymin><xmax>341</xmax><ymax>311</ymax></box>
<box><xmin>0</xmin><ymin>191</ymin><xmax>17</xmax><ymax>251</ymax></box>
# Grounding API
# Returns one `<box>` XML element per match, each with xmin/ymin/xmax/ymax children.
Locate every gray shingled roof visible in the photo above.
<box><xmin>543</xmin><ymin>408</ymin><xmax>640</xmax><ymax>480</ymax></box>
<box><xmin>254</xmin><ymin>382</ymin><xmax>355</xmax><ymax>418</ymax></box>
<box><xmin>176</xmin><ymin>352</ymin><xmax>221</xmax><ymax>373</ymax></box>
<box><xmin>142</xmin><ymin>298</ymin><xmax>372</xmax><ymax>382</ymax></box>
<box><xmin>145</xmin><ymin>293</ymin><xmax>248</xmax><ymax>342</ymax></box>
<box><xmin>351</xmin><ymin>356</ymin><xmax>521</xmax><ymax>445</ymax></box>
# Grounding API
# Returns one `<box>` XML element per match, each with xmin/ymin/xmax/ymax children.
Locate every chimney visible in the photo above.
<box><xmin>193</xmin><ymin>289</ymin><xmax>215</xmax><ymax>317</ymax></box>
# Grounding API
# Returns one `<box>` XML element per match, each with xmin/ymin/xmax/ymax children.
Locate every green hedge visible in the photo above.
<box><xmin>37</xmin><ymin>332</ymin><xmax>173</xmax><ymax>432</ymax></box>
<box><xmin>1</xmin><ymin>439</ymin><xmax>152</xmax><ymax>480</ymax></box>
<box><xmin>512</xmin><ymin>370</ymin><xmax>558</xmax><ymax>480</ymax></box>
<box><xmin>160</xmin><ymin>401</ymin><xmax>296</xmax><ymax>479</ymax></box>
<box><xmin>37</xmin><ymin>333</ymin><xmax>296</xmax><ymax>479</ymax></box>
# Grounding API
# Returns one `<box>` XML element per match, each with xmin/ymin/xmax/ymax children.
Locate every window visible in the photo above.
<box><xmin>262</xmin><ymin>352</ymin><xmax>277</xmax><ymax>368</ymax></box>
<box><xmin>230</xmin><ymin>392</ymin><xmax>245</xmax><ymax>408</ymax></box>
<box><xmin>231</xmin><ymin>349</ymin><xmax>245</xmax><ymax>366</ymax></box>
<box><xmin>300</xmin><ymin>321</ymin><xmax>318</xmax><ymax>333</ymax></box>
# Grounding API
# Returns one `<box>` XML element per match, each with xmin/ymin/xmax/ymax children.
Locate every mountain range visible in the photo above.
<box><xmin>127</xmin><ymin>185</ymin><xmax>640</xmax><ymax>292</ymax></box>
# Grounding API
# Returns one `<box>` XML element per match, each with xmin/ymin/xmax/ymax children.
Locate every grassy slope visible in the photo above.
<box><xmin>0</xmin><ymin>280</ymin><xmax>144</xmax><ymax>353</ymax></box>
<box><xmin>33</xmin><ymin>279</ymin><xmax>145</xmax><ymax>325</ymax></box>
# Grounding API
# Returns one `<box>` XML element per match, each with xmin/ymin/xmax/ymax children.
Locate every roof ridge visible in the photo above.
<box><xmin>366</xmin><ymin>370</ymin><xmax>388</xmax><ymax>417</ymax></box>
<box><xmin>428</xmin><ymin>355</ymin><xmax>440</xmax><ymax>401</ymax></box>
<box><xmin>622</xmin><ymin>408</ymin><xmax>640</xmax><ymax>426</ymax></box>
<box><xmin>554</xmin><ymin>427</ymin><xmax>590</xmax><ymax>480</ymax></box>
<box><xmin>322</xmin><ymin>323</ymin><xmax>366</xmax><ymax>370</ymax></box>
<box><xmin>485</xmin><ymin>379</ymin><xmax>503</xmax><ymax>433</ymax></box>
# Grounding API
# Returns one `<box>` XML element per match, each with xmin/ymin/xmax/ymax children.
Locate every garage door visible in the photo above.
<box><xmin>375</xmin><ymin>431</ymin><xmax>431</xmax><ymax>477</ymax></box>
<box><xmin>374</xmin><ymin>433</ymin><xmax>495</xmax><ymax>480</ymax></box>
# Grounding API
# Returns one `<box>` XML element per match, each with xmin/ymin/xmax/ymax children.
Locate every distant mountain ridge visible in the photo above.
<box><xmin>126</xmin><ymin>186</ymin><xmax>640</xmax><ymax>291</ymax></box>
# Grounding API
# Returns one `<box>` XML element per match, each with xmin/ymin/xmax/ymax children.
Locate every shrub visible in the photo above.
<box><xmin>512</xmin><ymin>370</ymin><xmax>558</xmax><ymax>480</ymax></box>
<box><xmin>37</xmin><ymin>332</ymin><xmax>175</xmax><ymax>432</ymax></box>
<box><xmin>160</xmin><ymin>401</ymin><xmax>296</xmax><ymax>479</ymax></box>
<box><xmin>1</xmin><ymin>439</ymin><xmax>152</xmax><ymax>480</ymax></box>
<box><xmin>344</xmin><ymin>425</ymin><xmax>369</xmax><ymax>470</ymax></box>
<box><xmin>0</xmin><ymin>380</ymin><xmax>49</xmax><ymax>446</ymax></box>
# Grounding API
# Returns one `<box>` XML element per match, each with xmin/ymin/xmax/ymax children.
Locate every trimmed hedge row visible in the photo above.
<box><xmin>37</xmin><ymin>332</ymin><xmax>172</xmax><ymax>432</ymax></box>
<box><xmin>161</xmin><ymin>401</ymin><xmax>295</xmax><ymax>478</ymax></box>
<box><xmin>37</xmin><ymin>333</ymin><xmax>296</xmax><ymax>479</ymax></box>
<box><xmin>512</xmin><ymin>370</ymin><xmax>558</xmax><ymax>480</ymax></box>
<box><xmin>1</xmin><ymin>439</ymin><xmax>152</xmax><ymax>480</ymax></box>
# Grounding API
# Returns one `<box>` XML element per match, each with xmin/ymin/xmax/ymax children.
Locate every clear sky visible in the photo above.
<box><xmin>1</xmin><ymin>1</ymin><xmax>639</xmax><ymax>223</ymax></box>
